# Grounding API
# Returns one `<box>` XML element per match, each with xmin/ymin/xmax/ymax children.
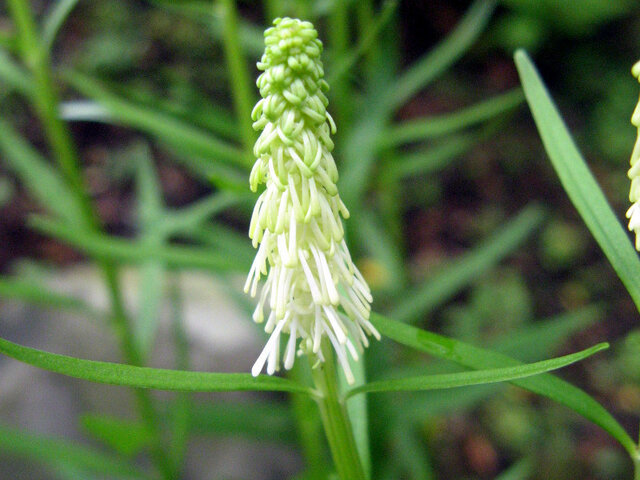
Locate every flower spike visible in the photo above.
<box><xmin>627</xmin><ymin>60</ymin><xmax>640</xmax><ymax>250</ymax></box>
<box><xmin>245</xmin><ymin>17</ymin><xmax>379</xmax><ymax>383</ymax></box>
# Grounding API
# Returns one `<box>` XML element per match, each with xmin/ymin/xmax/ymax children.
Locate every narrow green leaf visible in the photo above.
<box><xmin>133</xmin><ymin>147</ymin><xmax>166</xmax><ymax>354</ymax></box>
<box><xmin>186</xmin><ymin>222</ymin><xmax>256</xmax><ymax>267</ymax></box>
<box><xmin>327</xmin><ymin>0</ymin><xmax>398</xmax><ymax>86</ymax></box>
<box><xmin>0</xmin><ymin>422</ymin><xmax>149</xmax><ymax>479</ymax></box>
<box><xmin>347</xmin><ymin>343</ymin><xmax>607</xmax><ymax>397</ymax></box>
<box><xmin>379</xmin><ymin>88</ymin><xmax>523</xmax><ymax>149</ymax></box>
<box><xmin>382</xmin><ymin>134</ymin><xmax>475</xmax><ymax>181</ymax></box>
<box><xmin>42</xmin><ymin>0</ymin><xmax>80</xmax><ymax>50</ymax></box>
<box><xmin>514</xmin><ymin>50</ymin><xmax>640</xmax><ymax>313</ymax></box>
<box><xmin>370</xmin><ymin>312</ymin><xmax>636</xmax><ymax>456</ymax></box>
<box><xmin>80</xmin><ymin>414</ymin><xmax>152</xmax><ymax>457</ymax></box>
<box><xmin>0</xmin><ymin>48</ymin><xmax>35</xmax><ymax>97</ymax></box>
<box><xmin>384</xmin><ymin>0</ymin><xmax>497</xmax><ymax>112</ymax></box>
<box><xmin>0</xmin><ymin>277</ymin><xmax>104</xmax><ymax>320</ymax></box>
<box><xmin>0</xmin><ymin>118</ymin><xmax>84</xmax><ymax>224</ymax></box>
<box><xmin>0</xmin><ymin>336</ymin><xmax>314</xmax><ymax>394</ymax></box>
<box><xmin>388</xmin><ymin>204</ymin><xmax>544</xmax><ymax>324</ymax></box>
<box><xmin>393</xmin><ymin>306</ymin><xmax>601</xmax><ymax>421</ymax></box>
<box><xmin>30</xmin><ymin>217</ymin><xmax>249</xmax><ymax>272</ymax></box>
<box><xmin>148</xmin><ymin>0</ymin><xmax>265</xmax><ymax>56</ymax></box>
<box><xmin>494</xmin><ymin>306</ymin><xmax>601</xmax><ymax>360</ymax></box>
<box><xmin>64</xmin><ymin>71</ymin><xmax>246</xmax><ymax>168</ymax></box>
<box><xmin>158</xmin><ymin>192</ymin><xmax>249</xmax><ymax>237</ymax></box>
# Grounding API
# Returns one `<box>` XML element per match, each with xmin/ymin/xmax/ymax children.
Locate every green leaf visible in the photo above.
<box><xmin>64</xmin><ymin>71</ymin><xmax>246</xmax><ymax>168</ymax></box>
<box><xmin>133</xmin><ymin>146</ymin><xmax>166</xmax><ymax>354</ymax></box>
<box><xmin>30</xmin><ymin>216</ymin><xmax>249</xmax><ymax>272</ymax></box>
<box><xmin>494</xmin><ymin>306</ymin><xmax>601</xmax><ymax>360</ymax></box>
<box><xmin>392</xmin><ymin>306</ymin><xmax>602</xmax><ymax>421</ymax></box>
<box><xmin>186</xmin><ymin>222</ymin><xmax>256</xmax><ymax>267</ymax></box>
<box><xmin>158</xmin><ymin>192</ymin><xmax>250</xmax><ymax>237</ymax></box>
<box><xmin>370</xmin><ymin>312</ymin><xmax>636</xmax><ymax>456</ymax></box>
<box><xmin>381</xmin><ymin>134</ymin><xmax>475</xmax><ymax>181</ymax></box>
<box><xmin>0</xmin><ymin>422</ymin><xmax>149</xmax><ymax>479</ymax></box>
<box><xmin>379</xmin><ymin>88</ymin><xmax>523</xmax><ymax>149</ymax></box>
<box><xmin>80</xmin><ymin>414</ymin><xmax>153</xmax><ymax>457</ymax></box>
<box><xmin>0</xmin><ymin>118</ymin><xmax>84</xmax><ymax>224</ymax></box>
<box><xmin>0</xmin><ymin>335</ymin><xmax>314</xmax><ymax>395</ymax></box>
<box><xmin>514</xmin><ymin>50</ymin><xmax>640</xmax><ymax>313</ymax></box>
<box><xmin>347</xmin><ymin>342</ymin><xmax>607</xmax><ymax>397</ymax></box>
<box><xmin>326</xmin><ymin>0</ymin><xmax>398</xmax><ymax>86</ymax></box>
<box><xmin>0</xmin><ymin>48</ymin><xmax>35</xmax><ymax>97</ymax></box>
<box><xmin>388</xmin><ymin>204</ymin><xmax>544</xmax><ymax>324</ymax></box>
<box><xmin>42</xmin><ymin>0</ymin><xmax>80</xmax><ymax>51</ymax></box>
<box><xmin>0</xmin><ymin>276</ymin><xmax>103</xmax><ymax>320</ymax></box>
<box><xmin>384</xmin><ymin>0</ymin><xmax>497</xmax><ymax>112</ymax></box>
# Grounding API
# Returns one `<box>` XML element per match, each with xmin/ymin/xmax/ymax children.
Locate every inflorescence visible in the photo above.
<box><xmin>244</xmin><ymin>17</ymin><xmax>380</xmax><ymax>383</ymax></box>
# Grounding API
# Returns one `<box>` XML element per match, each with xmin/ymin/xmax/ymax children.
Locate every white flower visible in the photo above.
<box><xmin>244</xmin><ymin>17</ymin><xmax>379</xmax><ymax>383</ymax></box>
<box><xmin>627</xmin><ymin>60</ymin><xmax>640</xmax><ymax>250</ymax></box>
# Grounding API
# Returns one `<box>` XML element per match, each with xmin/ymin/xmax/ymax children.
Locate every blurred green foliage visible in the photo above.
<box><xmin>0</xmin><ymin>0</ymin><xmax>640</xmax><ymax>479</ymax></box>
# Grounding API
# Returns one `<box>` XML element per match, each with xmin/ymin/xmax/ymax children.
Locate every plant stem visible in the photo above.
<box><xmin>7</xmin><ymin>0</ymin><xmax>96</xmax><ymax>227</ymax></box>
<box><xmin>310</xmin><ymin>342</ymin><xmax>366</xmax><ymax>480</ymax></box>
<box><xmin>7</xmin><ymin>2</ymin><xmax>174</xmax><ymax>478</ymax></box>
<box><xmin>218</xmin><ymin>0</ymin><xmax>256</xmax><ymax>165</ymax></box>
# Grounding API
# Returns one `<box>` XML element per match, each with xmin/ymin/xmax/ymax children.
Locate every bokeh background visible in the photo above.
<box><xmin>2</xmin><ymin>1</ymin><xmax>640</xmax><ymax>479</ymax></box>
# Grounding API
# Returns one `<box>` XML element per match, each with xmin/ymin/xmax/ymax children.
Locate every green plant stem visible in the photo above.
<box><xmin>218</xmin><ymin>0</ymin><xmax>255</xmax><ymax>164</ymax></box>
<box><xmin>310</xmin><ymin>343</ymin><xmax>366</xmax><ymax>480</ymax></box>
<box><xmin>328</xmin><ymin>0</ymin><xmax>351</xmax><ymax>128</ymax></box>
<box><xmin>7</xmin><ymin>2</ymin><xmax>174</xmax><ymax>478</ymax></box>
<box><xmin>7</xmin><ymin>0</ymin><xmax>95</xmax><ymax>226</ymax></box>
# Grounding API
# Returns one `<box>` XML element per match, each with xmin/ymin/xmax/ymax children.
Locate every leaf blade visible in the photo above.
<box><xmin>347</xmin><ymin>343</ymin><xmax>607</xmax><ymax>397</ymax></box>
<box><xmin>0</xmin><ymin>336</ymin><xmax>313</xmax><ymax>395</ymax></box>
<box><xmin>369</xmin><ymin>312</ymin><xmax>636</xmax><ymax>456</ymax></box>
<box><xmin>514</xmin><ymin>49</ymin><xmax>640</xmax><ymax>313</ymax></box>
<box><xmin>388</xmin><ymin>204</ymin><xmax>544</xmax><ymax>324</ymax></box>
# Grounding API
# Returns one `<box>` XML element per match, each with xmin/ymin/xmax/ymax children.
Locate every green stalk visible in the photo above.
<box><xmin>7</xmin><ymin>2</ymin><xmax>174</xmax><ymax>478</ymax></box>
<box><xmin>327</xmin><ymin>0</ymin><xmax>351</xmax><ymax>128</ymax></box>
<box><xmin>310</xmin><ymin>342</ymin><xmax>366</xmax><ymax>480</ymax></box>
<box><xmin>7</xmin><ymin>0</ymin><xmax>95</xmax><ymax>227</ymax></box>
<box><xmin>218</xmin><ymin>0</ymin><xmax>256</xmax><ymax>164</ymax></box>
